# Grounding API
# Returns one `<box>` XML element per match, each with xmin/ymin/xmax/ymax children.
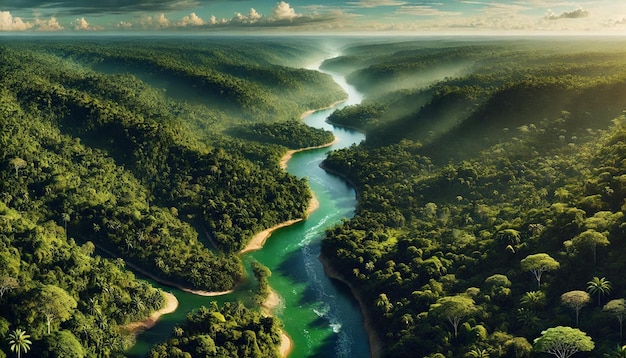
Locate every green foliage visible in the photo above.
<box><xmin>38</xmin><ymin>330</ymin><xmax>85</xmax><ymax>358</ymax></box>
<box><xmin>6</xmin><ymin>329</ymin><xmax>31</xmax><ymax>358</ymax></box>
<box><xmin>533</xmin><ymin>326</ymin><xmax>594</xmax><ymax>357</ymax></box>
<box><xmin>520</xmin><ymin>254</ymin><xmax>560</xmax><ymax>289</ymax></box>
<box><xmin>560</xmin><ymin>291</ymin><xmax>590</xmax><ymax>327</ymax></box>
<box><xmin>320</xmin><ymin>39</ymin><xmax>626</xmax><ymax>357</ymax></box>
<box><xmin>232</xmin><ymin>120</ymin><xmax>335</xmax><ymax>149</ymax></box>
<box><xmin>587</xmin><ymin>276</ymin><xmax>612</xmax><ymax>306</ymax></box>
<box><xmin>149</xmin><ymin>302</ymin><xmax>282</xmax><ymax>358</ymax></box>
<box><xmin>0</xmin><ymin>37</ymin><xmax>348</xmax><ymax>357</ymax></box>
<box><xmin>429</xmin><ymin>295</ymin><xmax>477</xmax><ymax>337</ymax></box>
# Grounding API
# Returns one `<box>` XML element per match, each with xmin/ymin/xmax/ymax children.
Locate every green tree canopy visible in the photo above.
<box><xmin>604</xmin><ymin>299</ymin><xmax>626</xmax><ymax>341</ymax></box>
<box><xmin>520</xmin><ymin>253</ymin><xmax>560</xmax><ymax>288</ymax></box>
<box><xmin>533</xmin><ymin>326</ymin><xmax>594</xmax><ymax>358</ymax></box>
<box><xmin>39</xmin><ymin>330</ymin><xmax>85</xmax><ymax>358</ymax></box>
<box><xmin>429</xmin><ymin>295</ymin><xmax>477</xmax><ymax>337</ymax></box>
<box><xmin>561</xmin><ymin>290</ymin><xmax>590</xmax><ymax>327</ymax></box>
<box><xmin>572</xmin><ymin>229</ymin><xmax>610</xmax><ymax>264</ymax></box>
<box><xmin>34</xmin><ymin>285</ymin><xmax>77</xmax><ymax>335</ymax></box>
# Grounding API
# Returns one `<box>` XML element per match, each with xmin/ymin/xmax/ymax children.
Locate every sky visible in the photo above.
<box><xmin>0</xmin><ymin>0</ymin><xmax>625</xmax><ymax>34</ymax></box>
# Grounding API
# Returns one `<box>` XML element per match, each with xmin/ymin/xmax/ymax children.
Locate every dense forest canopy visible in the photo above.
<box><xmin>0</xmin><ymin>36</ymin><xmax>345</xmax><ymax>357</ymax></box>
<box><xmin>3</xmin><ymin>35</ymin><xmax>626</xmax><ymax>358</ymax></box>
<box><xmin>320</xmin><ymin>38</ymin><xmax>626</xmax><ymax>357</ymax></box>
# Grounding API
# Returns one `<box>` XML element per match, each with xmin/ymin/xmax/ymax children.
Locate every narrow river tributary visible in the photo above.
<box><xmin>127</xmin><ymin>59</ymin><xmax>369</xmax><ymax>358</ymax></box>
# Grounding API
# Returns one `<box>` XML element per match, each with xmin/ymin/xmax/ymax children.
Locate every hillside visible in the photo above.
<box><xmin>0</xmin><ymin>37</ymin><xmax>344</xmax><ymax>357</ymax></box>
<box><xmin>321</xmin><ymin>38</ymin><xmax>626</xmax><ymax>357</ymax></box>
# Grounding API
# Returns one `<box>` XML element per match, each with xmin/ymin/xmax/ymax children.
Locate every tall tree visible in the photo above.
<box><xmin>533</xmin><ymin>326</ymin><xmax>594</xmax><ymax>358</ymax></box>
<box><xmin>7</xmin><ymin>328</ymin><xmax>31</xmax><ymax>358</ymax></box>
<box><xmin>35</xmin><ymin>285</ymin><xmax>77</xmax><ymax>334</ymax></box>
<box><xmin>520</xmin><ymin>253</ymin><xmax>560</xmax><ymax>288</ymax></box>
<box><xmin>604</xmin><ymin>299</ymin><xmax>626</xmax><ymax>341</ymax></box>
<box><xmin>0</xmin><ymin>276</ymin><xmax>18</xmax><ymax>301</ymax></box>
<box><xmin>572</xmin><ymin>229</ymin><xmax>610</xmax><ymax>264</ymax></box>
<box><xmin>429</xmin><ymin>295</ymin><xmax>477</xmax><ymax>337</ymax></box>
<box><xmin>561</xmin><ymin>290</ymin><xmax>590</xmax><ymax>327</ymax></box>
<box><xmin>587</xmin><ymin>276</ymin><xmax>612</xmax><ymax>306</ymax></box>
<box><xmin>8</xmin><ymin>157</ymin><xmax>26</xmax><ymax>178</ymax></box>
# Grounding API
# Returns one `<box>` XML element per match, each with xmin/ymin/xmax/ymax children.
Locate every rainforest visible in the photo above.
<box><xmin>1</xmin><ymin>36</ymin><xmax>626</xmax><ymax>358</ymax></box>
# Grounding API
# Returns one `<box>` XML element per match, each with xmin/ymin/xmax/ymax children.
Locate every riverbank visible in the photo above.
<box><xmin>299</xmin><ymin>99</ymin><xmax>347</xmax><ymax>120</ymax></box>
<box><xmin>122</xmin><ymin>292</ymin><xmax>179</xmax><ymax>334</ymax></box>
<box><xmin>241</xmin><ymin>132</ymin><xmax>331</xmax><ymax>255</ymax></box>
<box><xmin>280</xmin><ymin>138</ymin><xmax>339</xmax><ymax>170</ymax></box>
<box><xmin>262</xmin><ymin>288</ymin><xmax>294</xmax><ymax>358</ymax></box>
<box><xmin>319</xmin><ymin>255</ymin><xmax>383</xmax><ymax>358</ymax></box>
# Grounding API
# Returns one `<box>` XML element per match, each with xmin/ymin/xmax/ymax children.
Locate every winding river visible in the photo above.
<box><xmin>127</xmin><ymin>58</ymin><xmax>368</xmax><ymax>358</ymax></box>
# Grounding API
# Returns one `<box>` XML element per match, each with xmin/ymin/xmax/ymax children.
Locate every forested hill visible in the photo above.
<box><xmin>0</xmin><ymin>37</ymin><xmax>344</xmax><ymax>357</ymax></box>
<box><xmin>321</xmin><ymin>38</ymin><xmax>626</xmax><ymax>357</ymax></box>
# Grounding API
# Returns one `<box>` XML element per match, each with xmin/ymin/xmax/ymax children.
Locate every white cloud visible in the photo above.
<box><xmin>545</xmin><ymin>8</ymin><xmax>590</xmax><ymax>20</ymax></box>
<box><xmin>0</xmin><ymin>11</ymin><xmax>33</xmax><ymax>31</ymax></box>
<box><xmin>73</xmin><ymin>17</ymin><xmax>103</xmax><ymax>31</ymax></box>
<box><xmin>34</xmin><ymin>16</ymin><xmax>64</xmax><ymax>31</ymax></box>
<box><xmin>155</xmin><ymin>13</ymin><xmax>169</xmax><ymax>27</ymax></box>
<box><xmin>115</xmin><ymin>21</ymin><xmax>133</xmax><ymax>29</ymax></box>
<box><xmin>176</xmin><ymin>12</ymin><xmax>204</xmax><ymax>26</ymax></box>
<box><xmin>232</xmin><ymin>8</ymin><xmax>262</xmax><ymax>24</ymax></box>
<box><xmin>272</xmin><ymin>1</ymin><xmax>298</xmax><ymax>21</ymax></box>
<box><xmin>140</xmin><ymin>13</ymin><xmax>170</xmax><ymax>29</ymax></box>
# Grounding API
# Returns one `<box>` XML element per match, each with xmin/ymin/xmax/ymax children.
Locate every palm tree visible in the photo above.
<box><xmin>588</xmin><ymin>276</ymin><xmax>612</xmax><ymax>306</ymax></box>
<box><xmin>61</xmin><ymin>212</ymin><xmax>70</xmax><ymax>235</ymax></box>
<box><xmin>467</xmin><ymin>348</ymin><xmax>490</xmax><ymax>358</ymax></box>
<box><xmin>7</xmin><ymin>328</ymin><xmax>32</xmax><ymax>358</ymax></box>
<box><xmin>520</xmin><ymin>291</ymin><xmax>547</xmax><ymax>311</ymax></box>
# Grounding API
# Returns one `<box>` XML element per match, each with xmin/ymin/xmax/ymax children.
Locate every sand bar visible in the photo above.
<box><xmin>123</xmin><ymin>292</ymin><xmax>178</xmax><ymax>334</ymax></box>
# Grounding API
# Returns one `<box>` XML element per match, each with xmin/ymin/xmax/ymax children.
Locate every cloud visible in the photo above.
<box><xmin>461</xmin><ymin>1</ymin><xmax>528</xmax><ymax>15</ymax></box>
<box><xmin>0</xmin><ymin>11</ymin><xmax>33</xmax><ymax>31</ymax></box>
<box><xmin>139</xmin><ymin>13</ymin><xmax>170</xmax><ymax>29</ymax></box>
<box><xmin>231</xmin><ymin>8</ymin><xmax>262</xmax><ymax>24</ymax></box>
<box><xmin>0</xmin><ymin>0</ymin><xmax>205</xmax><ymax>15</ymax></box>
<box><xmin>175</xmin><ymin>12</ymin><xmax>204</xmax><ymax>26</ymax></box>
<box><xmin>73</xmin><ymin>17</ymin><xmax>103</xmax><ymax>31</ymax></box>
<box><xmin>272</xmin><ymin>1</ymin><xmax>297</xmax><ymax>21</ymax></box>
<box><xmin>395</xmin><ymin>5</ymin><xmax>461</xmax><ymax>17</ymax></box>
<box><xmin>110</xmin><ymin>2</ymin><xmax>340</xmax><ymax>31</ymax></box>
<box><xmin>545</xmin><ymin>8</ymin><xmax>590</xmax><ymax>20</ymax></box>
<box><xmin>115</xmin><ymin>21</ymin><xmax>133</xmax><ymax>30</ymax></box>
<box><xmin>34</xmin><ymin>16</ymin><xmax>64</xmax><ymax>31</ymax></box>
<box><xmin>347</xmin><ymin>0</ymin><xmax>408</xmax><ymax>8</ymax></box>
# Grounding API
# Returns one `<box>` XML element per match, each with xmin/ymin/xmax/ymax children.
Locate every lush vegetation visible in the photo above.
<box><xmin>149</xmin><ymin>301</ymin><xmax>283</xmax><ymax>358</ymax></box>
<box><xmin>0</xmin><ymin>37</ymin><xmax>345</xmax><ymax>357</ymax></box>
<box><xmin>231</xmin><ymin>121</ymin><xmax>335</xmax><ymax>149</ymax></box>
<box><xmin>320</xmin><ymin>38</ymin><xmax>626</xmax><ymax>357</ymax></box>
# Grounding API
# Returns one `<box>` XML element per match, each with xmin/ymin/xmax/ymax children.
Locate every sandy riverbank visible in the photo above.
<box><xmin>261</xmin><ymin>288</ymin><xmax>294</xmax><ymax>358</ymax></box>
<box><xmin>299</xmin><ymin>99</ymin><xmax>347</xmax><ymax>120</ymax></box>
<box><xmin>240</xmin><ymin>194</ymin><xmax>319</xmax><ymax>255</ymax></box>
<box><xmin>123</xmin><ymin>292</ymin><xmax>179</xmax><ymax>334</ymax></box>
<box><xmin>319</xmin><ymin>255</ymin><xmax>383</xmax><ymax>358</ymax></box>
<box><xmin>280</xmin><ymin>137</ymin><xmax>339</xmax><ymax>170</ymax></box>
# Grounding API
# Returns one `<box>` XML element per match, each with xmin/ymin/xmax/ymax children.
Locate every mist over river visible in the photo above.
<box><xmin>127</xmin><ymin>58</ymin><xmax>369</xmax><ymax>358</ymax></box>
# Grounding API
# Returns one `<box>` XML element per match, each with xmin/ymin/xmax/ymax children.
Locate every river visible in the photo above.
<box><xmin>127</xmin><ymin>58</ymin><xmax>368</xmax><ymax>358</ymax></box>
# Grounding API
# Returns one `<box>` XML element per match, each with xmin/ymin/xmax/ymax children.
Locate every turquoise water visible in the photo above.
<box><xmin>127</xmin><ymin>61</ymin><xmax>369</xmax><ymax>358</ymax></box>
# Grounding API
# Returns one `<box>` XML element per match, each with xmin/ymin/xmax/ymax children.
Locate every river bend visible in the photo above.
<box><xmin>128</xmin><ymin>58</ymin><xmax>368</xmax><ymax>358</ymax></box>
